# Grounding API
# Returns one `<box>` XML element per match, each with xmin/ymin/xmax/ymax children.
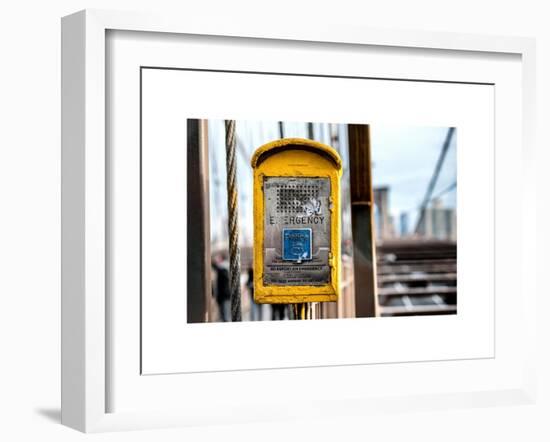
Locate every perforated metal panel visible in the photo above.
<box><xmin>275</xmin><ymin>183</ymin><xmax>321</xmax><ymax>214</ymax></box>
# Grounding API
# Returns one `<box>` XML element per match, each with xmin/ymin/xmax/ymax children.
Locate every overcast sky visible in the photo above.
<box><xmin>370</xmin><ymin>125</ymin><xmax>456</xmax><ymax>218</ymax></box>
<box><xmin>207</xmin><ymin>120</ymin><xmax>456</xmax><ymax>241</ymax></box>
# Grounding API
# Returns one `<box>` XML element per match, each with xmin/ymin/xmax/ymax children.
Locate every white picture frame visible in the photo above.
<box><xmin>61</xmin><ymin>9</ymin><xmax>537</xmax><ymax>433</ymax></box>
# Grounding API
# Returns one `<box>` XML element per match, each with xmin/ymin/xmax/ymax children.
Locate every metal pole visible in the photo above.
<box><xmin>291</xmin><ymin>302</ymin><xmax>314</xmax><ymax>320</ymax></box>
<box><xmin>348</xmin><ymin>124</ymin><xmax>378</xmax><ymax>317</ymax></box>
<box><xmin>186</xmin><ymin>119</ymin><xmax>211</xmax><ymax>323</ymax></box>
<box><xmin>225</xmin><ymin>120</ymin><xmax>242</xmax><ymax>321</ymax></box>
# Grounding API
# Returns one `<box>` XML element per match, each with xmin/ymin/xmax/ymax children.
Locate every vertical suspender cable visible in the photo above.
<box><xmin>225</xmin><ymin>120</ymin><xmax>242</xmax><ymax>321</ymax></box>
<box><xmin>414</xmin><ymin>127</ymin><xmax>456</xmax><ymax>234</ymax></box>
<box><xmin>307</xmin><ymin>122</ymin><xmax>314</xmax><ymax>140</ymax></box>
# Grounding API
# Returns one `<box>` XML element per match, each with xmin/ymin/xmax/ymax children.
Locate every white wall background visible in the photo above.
<box><xmin>0</xmin><ymin>1</ymin><xmax>547</xmax><ymax>441</ymax></box>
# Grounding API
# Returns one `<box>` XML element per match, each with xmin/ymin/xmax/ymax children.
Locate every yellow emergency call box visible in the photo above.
<box><xmin>251</xmin><ymin>138</ymin><xmax>342</xmax><ymax>304</ymax></box>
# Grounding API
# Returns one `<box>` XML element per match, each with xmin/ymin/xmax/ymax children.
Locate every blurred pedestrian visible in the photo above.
<box><xmin>212</xmin><ymin>254</ymin><xmax>231</xmax><ymax>322</ymax></box>
<box><xmin>271</xmin><ymin>303</ymin><xmax>286</xmax><ymax>320</ymax></box>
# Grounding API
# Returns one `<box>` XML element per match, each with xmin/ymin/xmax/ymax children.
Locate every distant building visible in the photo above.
<box><xmin>374</xmin><ymin>186</ymin><xmax>392</xmax><ymax>240</ymax></box>
<box><xmin>400</xmin><ymin>212</ymin><xmax>409</xmax><ymax>237</ymax></box>
<box><xmin>417</xmin><ymin>198</ymin><xmax>456</xmax><ymax>240</ymax></box>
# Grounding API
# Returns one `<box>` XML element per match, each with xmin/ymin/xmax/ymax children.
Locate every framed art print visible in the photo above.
<box><xmin>61</xmin><ymin>9</ymin><xmax>537</xmax><ymax>433</ymax></box>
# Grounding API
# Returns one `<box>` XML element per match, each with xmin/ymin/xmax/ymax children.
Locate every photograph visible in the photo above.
<box><xmin>187</xmin><ymin>119</ymin><xmax>457</xmax><ymax>322</ymax></box>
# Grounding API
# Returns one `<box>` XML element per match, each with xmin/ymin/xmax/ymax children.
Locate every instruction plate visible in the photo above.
<box><xmin>282</xmin><ymin>228</ymin><xmax>312</xmax><ymax>262</ymax></box>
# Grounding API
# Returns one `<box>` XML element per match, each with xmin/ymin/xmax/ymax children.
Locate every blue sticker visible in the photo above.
<box><xmin>282</xmin><ymin>228</ymin><xmax>312</xmax><ymax>262</ymax></box>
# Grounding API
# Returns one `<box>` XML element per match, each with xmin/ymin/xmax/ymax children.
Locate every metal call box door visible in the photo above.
<box><xmin>251</xmin><ymin>138</ymin><xmax>342</xmax><ymax>304</ymax></box>
<box><xmin>263</xmin><ymin>177</ymin><xmax>331</xmax><ymax>286</ymax></box>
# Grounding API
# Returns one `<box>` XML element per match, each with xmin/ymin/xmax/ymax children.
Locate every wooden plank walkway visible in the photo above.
<box><xmin>376</xmin><ymin>240</ymin><xmax>457</xmax><ymax>316</ymax></box>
